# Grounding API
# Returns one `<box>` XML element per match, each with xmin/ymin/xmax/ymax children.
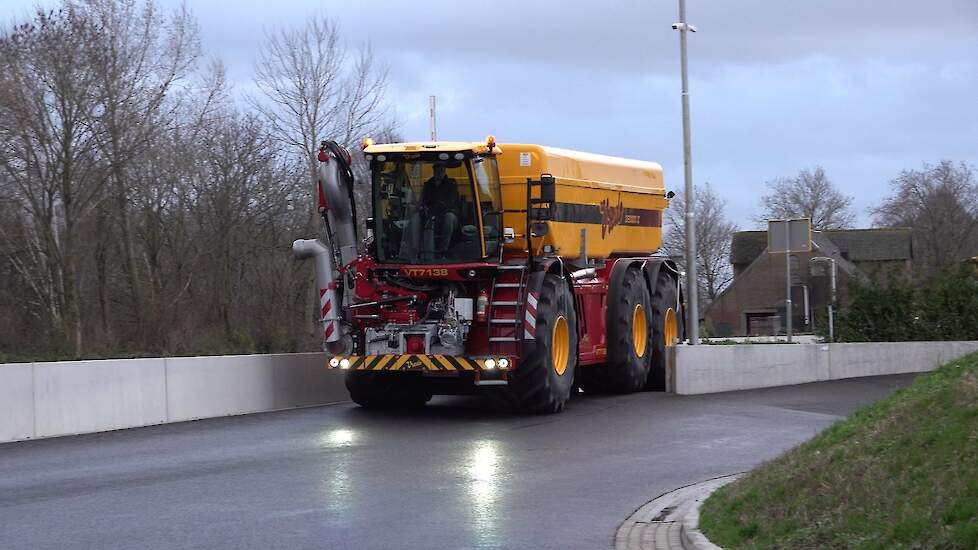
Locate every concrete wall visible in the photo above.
<box><xmin>1</xmin><ymin>353</ymin><xmax>346</xmax><ymax>443</ymax></box>
<box><xmin>0</xmin><ymin>363</ymin><xmax>34</xmax><ymax>442</ymax></box>
<box><xmin>5</xmin><ymin>342</ymin><xmax>978</xmax><ymax>443</ymax></box>
<box><xmin>670</xmin><ymin>341</ymin><xmax>978</xmax><ymax>395</ymax></box>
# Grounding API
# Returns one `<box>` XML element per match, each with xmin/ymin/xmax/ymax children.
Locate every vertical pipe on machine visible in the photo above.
<box><xmin>293</xmin><ymin>239</ymin><xmax>342</xmax><ymax>343</ymax></box>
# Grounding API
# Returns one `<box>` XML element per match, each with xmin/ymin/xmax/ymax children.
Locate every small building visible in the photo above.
<box><xmin>704</xmin><ymin>228</ymin><xmax>912</xmax><ymax>337</ymax></box>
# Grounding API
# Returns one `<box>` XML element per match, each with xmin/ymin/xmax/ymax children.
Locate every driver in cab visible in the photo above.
<box><xmin>421</xmin><ymin>163</ymin><xmax>461</xmax><ymax>253</ymax></box>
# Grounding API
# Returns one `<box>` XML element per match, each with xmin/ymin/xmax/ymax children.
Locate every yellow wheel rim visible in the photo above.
<box><xmin>632</xmin><ymin>304</ymin><xmax>648</xmax><ymax>357</ymax></box>
<box><xmin>664</xmin><ymin>308</ymin><xmax>678</xmax><ymax>347</ymax></box>
<box><xmin>551</xmin><ymin>315</ymin><xmax>569</xmax><ymax>376</ymax></box>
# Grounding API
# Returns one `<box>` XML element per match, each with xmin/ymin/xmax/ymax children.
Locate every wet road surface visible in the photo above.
<box><xmin>0</xmin><ymin>374</ymin><xmax>916</xmax><ymax>550</ymax></box>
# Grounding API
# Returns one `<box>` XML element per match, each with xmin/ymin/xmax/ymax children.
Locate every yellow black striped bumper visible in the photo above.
<box><xmin>327</xmin><ymin>354</ymin><xmax>493</xmax><ymax>372</ymax></box>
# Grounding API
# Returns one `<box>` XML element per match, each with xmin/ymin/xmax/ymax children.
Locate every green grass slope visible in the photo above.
<box><xmin>700</xmin><ymin>352</ymin><xmax>978</xmax><ymax>549</ymax></box>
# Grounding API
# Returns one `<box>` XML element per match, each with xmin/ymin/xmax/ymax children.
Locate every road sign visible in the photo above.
<box><xmin>767</xmin><ymin>218</ymin><xmax>811</xmax><ymax>343</ymax></box>
<box><xmin>768</xmin><ymin>218</ymin><xmax>811</xmax><ymax>254</ymax></box>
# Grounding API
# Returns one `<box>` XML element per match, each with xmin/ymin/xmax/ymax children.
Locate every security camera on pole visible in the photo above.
<box><xmin>673</xmin><ymin>0</ymin><xmax>699</xmax><ymax>344</ymax></box>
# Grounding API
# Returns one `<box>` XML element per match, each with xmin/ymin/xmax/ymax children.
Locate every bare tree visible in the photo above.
<box><xmin>754</xmin><ymin>167</ymin><xmax>856</xmax><ymax>230</ymax></box>
<box><xmin>0</xmin><ymin>1</ymin><xmax>398</xmax><ymax>362</ymax></box>
<box><xmin>0</xmin><ymin>7</ymin><xmax>106</xmax><ymax>356</ymax></box>
<box><xmin>251</xmin><ymin>17</ymin><xmax>393</xmax><ymax>179</ymax></box>
<box><xmin>663</xmin><ymin>183</ymin><xmax>738</xmax><ymax>306</ymax></box>
<box><xmin>82</xmin><ymin>0</ymin><xmax>200</xmax><ymax>344</ymax></box>
<box><xmin>251</xmin><ymin>16</ymin><xmax>395</xmax><ymax>340</ymax></box>
<box><xmin>872</xmin><ymin>161</ymin><xmax>978</xmax><ymax>274</ymax></box>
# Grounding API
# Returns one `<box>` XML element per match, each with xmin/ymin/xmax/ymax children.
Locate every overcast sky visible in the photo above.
<box><xmin>4</xmin><ymin>0</ymin><xmax>977</xmax><ymax>227</ymax></box>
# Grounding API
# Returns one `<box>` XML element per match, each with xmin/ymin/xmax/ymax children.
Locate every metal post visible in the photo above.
<box><xmin>674</xmin><ymin>0</ymin><xmax>699</xmax><ymax>344</ymax></box>
<box><xmin>429</xmin><ymin>95</ymin><xmax>437</xmax><ymax>141</ymax></box>
<box><xmin>785</xmin><ymin>221</ymin><xmax>792</xmax><ymax>342</ymax></box>
<box><xmin>828</xmin><ymin>258</ymin><xmax>837</xmax><ymax>343</ymax></box>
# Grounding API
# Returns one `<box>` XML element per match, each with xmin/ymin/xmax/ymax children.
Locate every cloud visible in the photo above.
<box><xmin>3</xmin><ymin>0</ymin><xmax>977</xmax><ymax>229</ymax></box>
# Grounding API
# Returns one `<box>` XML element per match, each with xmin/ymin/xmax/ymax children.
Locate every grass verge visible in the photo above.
<box><xmin>699</xmin><ymin>352</ymin><xmax>978</xmax><ymax>549</ymax></box>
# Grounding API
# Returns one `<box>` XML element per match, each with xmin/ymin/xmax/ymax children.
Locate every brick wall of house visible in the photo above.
<box><xmin>706</xmin><ymin>250</ymin><xmax>856</xmax><ymax>337</ymax></box>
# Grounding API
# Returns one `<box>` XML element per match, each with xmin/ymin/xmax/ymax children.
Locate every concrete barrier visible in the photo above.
<box><xmin>670</xmin><ymin>341</ymin><xmax>978</xmax><ymax>395</ymax></box>
<box><xmin>1</xmin><ymin>352</ymin><xmax>344</xmax><ymax>443</ymax></box>
<box><xmin>166</xmin><ymin>353</ymin><xmax>348</xmax><ymax>422</ymax></box>
<box><xmin>0</xmin><ymin>362</ymin><xmax>34</xmax><ymax>442</ymax></box>
<box><xmin>828</xmin><ymin>341</ymin><xmax>978</xmax><ymax>379</ymax></box>
<box><xmin>671</xmin><ymin>343</ymin><xmax>829</xmax><ymax>395</ymax></box>
<box><xmin>5</xmin><ymin>341</ymin><xmax>978</xmax><ymax>443</ymax></box>
<box><xmin>33</xmin><ymin>358</ymin><xmax>167</xmax><ymax>438</ymax></box>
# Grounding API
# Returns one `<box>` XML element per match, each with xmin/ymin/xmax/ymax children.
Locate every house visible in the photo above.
<box><xmin>704</xmin><ymin>228</ymin><xmax>912</xmax><ymax>337</ymax></box>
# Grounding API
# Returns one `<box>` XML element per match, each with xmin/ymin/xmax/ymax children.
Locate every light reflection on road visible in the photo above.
<box><xmin>320</xmin><ymin>428</ymin><xmax>355</xmax><ymax>447</ymax></box>
<box><xmin>317</xmin><ymin>428</ymin><xmax>358</xmax><ymax>513</ymax></box>
<box><xmin>466</xmin><ymin>439</ymin><xmax>505</xmax><ymax>547</ymax></box>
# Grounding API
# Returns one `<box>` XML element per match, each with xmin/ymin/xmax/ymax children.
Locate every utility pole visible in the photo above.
<box><xmin>673</xmin><ymin>0</ymin><xmax>699</xmax><ymax>344</ymax></box>
<box><xmin>784</xmin><ymin>221</ymin><xmax>792</xmax><ymax>343</ymax></box>
<box><xmin>429</xmin><ymin>95</ymin><xmax>437</xmax><ymax>141</ymax></box>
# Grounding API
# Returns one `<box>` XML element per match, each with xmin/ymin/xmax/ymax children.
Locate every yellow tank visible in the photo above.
<box><xmin>497</xmin><ymin>144</ymin><xmax>668</xmax><ymax>259</ymax></box>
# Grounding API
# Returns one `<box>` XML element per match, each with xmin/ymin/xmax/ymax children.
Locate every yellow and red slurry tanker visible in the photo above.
<box><xmin>294</xmin><ymin>137</ymin><xmax>683</xmax><ymax>413</ymax></box>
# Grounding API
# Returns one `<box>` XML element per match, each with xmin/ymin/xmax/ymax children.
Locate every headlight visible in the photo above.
<box><xmin>339</xmin><ymin>358</ymin><xmax>351</xmax><ymax>369</ymax></box>
<box><xmin>484</xmin><ymin>358</ymin><xmax>496</xmax><ymax>369</ymax></box>
<box><xmin>329</xmin><ymin>357</ymin><xmax>340</xmax><ymax>368</ymax></box>
<box><xmin>498</xmin><ymin>358</ymin><xmax>510</xmax><ymax>369</ymax></box>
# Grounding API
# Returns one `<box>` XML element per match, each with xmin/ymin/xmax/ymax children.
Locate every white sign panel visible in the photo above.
<box><xmin>768</xmin><ymin>218</ymin><xmax>812</xmax><ymax>253</ymax></box>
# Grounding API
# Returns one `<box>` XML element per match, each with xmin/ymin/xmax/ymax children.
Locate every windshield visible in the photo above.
<box><xmin>371</xmin><ymin>153</ymin><xmax>501</xmax><ymax>264</ymax></box>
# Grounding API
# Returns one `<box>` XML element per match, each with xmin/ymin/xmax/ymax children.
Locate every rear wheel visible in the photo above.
<box><xmin>580</xmin><ymin>266</ymin><xmax>651</xmax><ymax>394</ymax></box>
<box><xmin>508</xmin><ymin>273</ymin><xmax>577</xmax><ymax>413</ymax></box>
<box><xmin>646</xmin><ymin>273</ymin><xmax>682</xmax><ymax>391</ymax></box>
<box><xmin>346</xmin><ymin>372</ymin><xmax>432</xmax><ymax>409</ymax></box>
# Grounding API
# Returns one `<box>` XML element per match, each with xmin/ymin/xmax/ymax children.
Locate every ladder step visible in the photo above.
<box><xmin>494</xmin><ymin>283</ymin><xmax>522</xmax><ymax>288</ymax></box>
<box><xmin>490</xmin><ymin>318</ymin><xmax>519</xmax><ymax>324</ymax></box>
<box><xmin>489</xmin><ymin>336</ymin><xmax>519</xmax><ymax>342</ymax></box>
<box><xmin>496</xmin><ymin>264</ymin><xmax>527</xmax><ymax>271</ymax></box>
<box><xmin>491</xmin><ymin>301</ymin><xmax>520</xmax><ymax>307</ymax></box>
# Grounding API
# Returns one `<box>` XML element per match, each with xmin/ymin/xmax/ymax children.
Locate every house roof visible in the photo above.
<box><xmin>730</xmin><ymin>228</ymin><xmax>912</xmax><ymax>265</ymax></box>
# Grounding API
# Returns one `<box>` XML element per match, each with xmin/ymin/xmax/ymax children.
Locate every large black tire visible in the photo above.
<box><xmin>346</xmin><ymin>372</ymin><xmax>432</xmax><ymax>409</ymax></box>
<box><xmin>580</xmin><ymin>266</ymin><xmax>651</xmax><ymax>394</ymax></box>
<box><xmin>645</xmin><ymin>273</ymin><xmax>682</xmax><ymax>391</ymax></box>
<box><xmin>508</xmin><ymin>273</ymin><xmax>578</xmax><ymax>413</ymax></box>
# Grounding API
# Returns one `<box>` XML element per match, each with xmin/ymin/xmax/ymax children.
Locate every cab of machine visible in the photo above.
<box><xmin>364</xmin><ymin>139</ymin><xmax>505</xmax><ymax>265</ymax></box>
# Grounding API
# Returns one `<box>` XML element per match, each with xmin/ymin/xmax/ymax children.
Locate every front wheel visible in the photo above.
<box><xmin>508</xmin><ymin>274</ymin><xmax>578</xmax><ymax>413</ymax></box>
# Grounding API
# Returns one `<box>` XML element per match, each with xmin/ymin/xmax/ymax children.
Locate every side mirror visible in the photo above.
<box><xmin>540</xmin><ymin>173</ymin><xmax>556</xmax><ymax>203</ymax></box>
<box><xmin>666</xmin><ymin>190</ymin><xmax>676</xmax><ymax>199</ymax></box>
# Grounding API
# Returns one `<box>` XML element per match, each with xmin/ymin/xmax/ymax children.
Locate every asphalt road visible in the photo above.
<box><xmin>0</xmin><ymin>374</ymin><xmax>916</xmax><ymax>550</ymax></box>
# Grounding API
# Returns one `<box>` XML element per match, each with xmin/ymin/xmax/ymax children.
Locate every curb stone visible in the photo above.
<box><xmin>615</xmin><ymin>473</ymin><xmax>742</xmax><ymax>550</ymax></box>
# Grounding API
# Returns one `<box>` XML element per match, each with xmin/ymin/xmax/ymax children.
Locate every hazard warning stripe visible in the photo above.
<box><xmin>329</xmin><ymin>354</ymin><xmax>492</xmax><ymax>371</ymax></box>
<box><xmin>433</xmin><ymin>355</ymin><xmax>456</xmax><ymax>371</ymax></box>
<box><xmin>390</xmin><ymin>355</ymin><xmax>411</xmax><ymax>371</ymax></box>
<box><xmin>524</xmin><ymin>291</ymin><xmax>539</xmax><ymax>340</ymax></box>
<box><xmin>418</xmin><ymin>355</ymin><xmax>438</xmax><ymax>371</ymax></box>
<box><xmin>373</xmin><ymin>355</ymin><xmax>393</xmax><ymax>370</ymax></box>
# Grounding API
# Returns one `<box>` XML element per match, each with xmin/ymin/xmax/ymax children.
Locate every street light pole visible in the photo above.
<box><xmin>674</xmin><ymin>0</ymin><xmax>699</xmax><ymax>344</ymax></box>
<box><xmin>429</xmin><ymin>95</ymin><xmax>437</xmax><ymax>141</ymax></box>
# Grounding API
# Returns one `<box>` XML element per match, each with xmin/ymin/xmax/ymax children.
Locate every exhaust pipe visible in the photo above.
<box><xmin>293</xmin><ymin>239</ymin><xmax>344</xmax><ymax>344</ymax></box>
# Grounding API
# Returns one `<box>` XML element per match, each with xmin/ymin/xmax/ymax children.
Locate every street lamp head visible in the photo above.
<box><xmin>671</xmin><ymin>23</ymin><xmax>697</xmax><ymax>32</ymax></box>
